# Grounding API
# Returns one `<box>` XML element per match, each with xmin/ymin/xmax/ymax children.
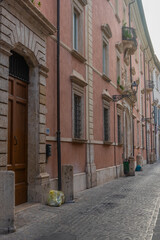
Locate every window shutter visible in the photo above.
<box><xmin>158</xmin><ymin>109</ymin><xmax>160</xmax><ymax>126</ymax></box>
<box><xmin>154</xmin><ymin>106</ymin><xmax>157</xmax><ymax>125</ymax></box>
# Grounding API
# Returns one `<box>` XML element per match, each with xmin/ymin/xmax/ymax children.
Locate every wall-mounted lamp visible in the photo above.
<box><xmin>112</xmin><ymin>81</ymin><xmax>138</xmax><ymax>102</ymax></box>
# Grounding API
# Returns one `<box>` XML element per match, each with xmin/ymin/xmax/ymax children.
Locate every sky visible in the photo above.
<box><xmin>142</xmin><ymin>0</ymin><xmax>160</xmax><ymax>61</ymax></box>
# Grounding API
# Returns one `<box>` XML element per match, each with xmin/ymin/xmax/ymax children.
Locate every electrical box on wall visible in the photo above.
<box><xmin>46</xmin><ymin>144</ymin><xmax>52</xmax><ymax>161</ymax></box>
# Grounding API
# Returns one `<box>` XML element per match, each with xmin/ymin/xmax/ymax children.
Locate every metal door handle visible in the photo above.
<box><xmin>14</xmin><ymin>136</ymin><xmax>18</xmax><ymax>145</ymax></box>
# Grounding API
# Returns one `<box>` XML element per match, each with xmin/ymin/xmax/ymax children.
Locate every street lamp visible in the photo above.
<box><xmin>112</xmin><ymin>81</ymin><xmax>138</xmax><ymax>102</ymax></box>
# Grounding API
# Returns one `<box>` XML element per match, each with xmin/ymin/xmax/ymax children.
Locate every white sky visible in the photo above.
<box><xmin>142</xmin><ymin>0</ymin><xmax>160</xmax><ymax>61</ymax></box>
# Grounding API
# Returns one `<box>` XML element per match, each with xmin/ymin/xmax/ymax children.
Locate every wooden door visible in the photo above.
<box><xmin>8</xmin><ymin>76</ymin><xmax>28</xmax><ymax>206</ymax></box>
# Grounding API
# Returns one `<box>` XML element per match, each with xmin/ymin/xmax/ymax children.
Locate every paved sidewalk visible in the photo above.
<box><xmin>1</xmin><ymin>163</ymin><xmax>160</xmax><ymax>240</ymax></box>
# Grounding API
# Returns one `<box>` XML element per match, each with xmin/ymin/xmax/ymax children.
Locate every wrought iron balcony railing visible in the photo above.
<box><xmin>122</xmin><ymin>27</ymin><xmax>137</xmax><ymax>55</ymax></box>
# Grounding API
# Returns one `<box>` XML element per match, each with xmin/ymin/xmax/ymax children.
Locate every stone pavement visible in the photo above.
<box><xmin>1</xmin><ymin>162</ymin><xmax>160</xmax><ymax>240</ymax></box>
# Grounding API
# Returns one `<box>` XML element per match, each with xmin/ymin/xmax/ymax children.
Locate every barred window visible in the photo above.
<box><xmin>103</xmin><ymin>41</ymin><xmax>109</xmax><ymax>76</ymax></box>
<box><xmin>74</xmin><ymin>94</ymin><xmax>82</xmax><ymax>138</ymax></box>
<box><xmin>73</xmin><ymin>10</ymin><xmax>79</xmax><ymax>51</ymax></box>
<box><xmin>142</xmin><ymin>125</ymin><xmax>144</xmax><ymax>148</ymax></box>
<box><xmin>137</xmin><ymin>121</ymin><xmax>139</xmax><ymax>147</ymax></box>
<box><xmin>104</xmin><ymin>107</ymin><xmax>109</xmax><ymax>141</ymax></box>
<box><xmin>117</xmin><ymin>115</ymin><xmax>121</xmax><ymax>144</ymax></box>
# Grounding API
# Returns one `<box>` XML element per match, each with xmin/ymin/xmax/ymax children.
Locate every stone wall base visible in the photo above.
<box><xmin>0</xmin><ymin>171</ymin><xmax>15</xmax><ymax>234</ymax></box>
<box><xmin>96</xmin><ymin>164</ymin><xmax>124</xmax><ymax>186</ymax></box>
<box><xmin>28</xmin><ymin>173</ymin><xmax>50</xmax><ymax>204</ymax></box>
<box><xmin>49</xmin><ymin>165</ymin><xmax>124</xmax><ymax>197</ymax></box>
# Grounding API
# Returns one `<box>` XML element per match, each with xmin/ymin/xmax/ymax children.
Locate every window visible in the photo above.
<box><xmin>103</xmin><ymin>40</ymin><xmax>109</xmax><ymax>76</ymax></box>
<box><xmin>158</xmin><ymin>109</ymin><xmax>160</xmax><ymax>127</ymax></box>
<box><xmin>71</xmin><ymin>69</ymin><xmax>87</xmax><ymax>140</ymax></box>
<box><xmin>117</xmin><ymin>104</ymin><xmax>123</xmax><ymax>145</ymax></box>
<box><xmin>72</xmin><ymin>0</ymin><xmax>87</xmax><ymax>57</ymax></box>
<box><xmin>140</xmin><ymin>51</ymin><xmax>143</xmax><ymax>74</ymax></box>
<box><xmin>104</xmin><ymin>107</ymin><xmax>110</xmax><ymax>141</ymax></box>
<box><xmin>73</xmin><ymin>10</ymin><xmax>79</xmax><ymax>51</ymax></box>
<box><xmin>117</xmin><ymin>115</ymin><xmax>121</xmax><ymax>144</ymax></box>
<box><xmin>101</xmin><ymin>24</ymin><xmax>112</xmax><ymax>80</ymax></box>
<box><xmin>124</xmin><ymin>66</ymin><xmax>127</xmax><ymax>85</ymax></box>
<box><xmin>74</xmin><ymin>94</ymin><xmax>82</xmax><ymax>138</ymax></box>
<box><xmin>102</xmin><ymin>90</ymin><xmax>112</xmax><ymax>143</ymax></box>
<box><xmin>116</xmin><ymin>56</ymin><xmax>121</xmax><ymax>84</ymax></box>
<box><xmin>142</xmin><ymin>125</ymin><xmax>144</xmax><ymax>148</ymax></box>
<box><xmin>154</xmin><ymin>106</ymin><xmax>157</xmax><ymax>125</ymax></box>
<box><xmin>137</xmin><ymin>121</ymin><xmax>139</xmax><ymax>147</ymax></box>
<box><xmin>141</xmin><ymin>95</ymin><xmax>144</xmax><ymax>116</ymax></box>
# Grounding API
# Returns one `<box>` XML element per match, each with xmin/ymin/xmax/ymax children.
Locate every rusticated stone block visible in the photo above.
<box><xmin>0</xmin><ymin>171</ymin><xmax>15</xmax><ymax>233</ymax></box>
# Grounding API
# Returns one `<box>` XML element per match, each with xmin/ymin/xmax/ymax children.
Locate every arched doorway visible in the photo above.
<box><xmin>8</xmin><ymin>51</ymin><xmax>29</xmax><ymax>206</ymax></box>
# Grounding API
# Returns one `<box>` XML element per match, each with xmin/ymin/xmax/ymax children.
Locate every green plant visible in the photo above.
<box><xmin>117</xmin><ymin>76</ymin><xmax>120</xmax><ymax>85</ymax></box>
<box><xmin>123</xmin><ymin>28</ymin><xmax>132</xmax><ymax>39</ymax></box>
<box><xmin>119</xmin><ymin>85</ymin><xmax>124</xmax><ymax>90</ymax></box>
<box><xmin>30</xmin><ymin>0</ymin><xmax>41</xmax><ymax>7</ymax></box>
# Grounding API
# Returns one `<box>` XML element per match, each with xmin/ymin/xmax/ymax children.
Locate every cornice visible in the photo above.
<box><xmin>3</xmin><ymin>0</ymin><xmax>56</xmax><ymax>36</ymax></box>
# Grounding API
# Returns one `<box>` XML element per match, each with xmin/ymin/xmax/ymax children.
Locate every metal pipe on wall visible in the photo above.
<box><xmin>57</xmin><ymin>0</ymin><xmax>62</xmax><ymax>190</ymax></box>
<box><xmin>143</xmin><ymin>47</ymin><xmax>149</xmax><ymax>164</ymax></box>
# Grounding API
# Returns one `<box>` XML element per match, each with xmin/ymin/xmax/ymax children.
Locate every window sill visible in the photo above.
<box><xmin>102</xmin><ymin>74</ymin><xmax>111</xmax><ymax>83</ymax></box>
<box><xmin>103</xmin><ymin>141</ymin><xmax>113</xmax><ymax>145</ymax></box>
<box><xmin>71</xmin><ymin>49</ymin><xmax>86</xmax><ymax>63</ymax></box>
<box><xmin>117</xmin><ymin>143</ymin><xmax>123</xmax><ymax>147</ymax></box>
<box><xmin>72</xmin><ymin>138</ymin><xmax>87</xmax><ymax>143</ymax></box>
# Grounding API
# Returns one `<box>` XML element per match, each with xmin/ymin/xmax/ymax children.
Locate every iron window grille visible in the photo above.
<box><xmin>117</xmin><ymin>115</ymin><xmax>121</xmax><ymax>144</ymax></box>
<box><xmin>74</xmin><ymin>94</ymin><xmax>82</xmax><ymax>139</ymax></box>
<box><xmin>9</xmin><ymin>51</ymin><xmax>29</xmax><ymax>83</ymax></box>
<box><xmin>104</xmin><ymin>108</ymin><xmax>109</xmax><ymax>141</ymax></box>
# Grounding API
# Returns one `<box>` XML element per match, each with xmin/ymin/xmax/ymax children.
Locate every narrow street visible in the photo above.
<box><xmin>1</xmin><ymin>162</ymin><xmax>160</xmax><ymax>240</ymax></box>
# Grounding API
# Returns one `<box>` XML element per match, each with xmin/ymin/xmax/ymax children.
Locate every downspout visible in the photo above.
<box><xmin>114</xmin><ymin>101</ymin><xmax>118</xmax><ymax>178</ymax></box>
<box><xmin>57</xmin><ymin>0</ymin><xmax>62</xmax><ymax>190</ymax></box>
<box><xmin>152</xmin><ymin>74</ymin><xmax>156</xmax><ymax>157</ymax></box>
<box><xmin>148</xmin><ymin>58</ymin><xmax>152</xmax><ymax>152</ymax></box>
<box><xmin>143</xmin><ymin>47</ymin><xmax>148</xmax><ymax>164</ymax></box>
<box><xmin>129</xmin><ymin>0</ymin><xmax>135</xmax><ymax>157</ymax></box>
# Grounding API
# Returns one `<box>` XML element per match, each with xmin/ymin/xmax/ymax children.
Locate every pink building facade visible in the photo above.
<box><xmin>0</xmin><ymin>0</ymin><xmax>160</xmax><ymax>232</ymax></box>
<box><xmin>44</xmin><ymin>0</ymin><xmax>159</xmax><ymax>193</ymax></box>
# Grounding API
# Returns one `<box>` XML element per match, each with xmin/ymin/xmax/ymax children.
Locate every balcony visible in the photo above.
<box><xmin>122</xmin><ymin>83</ymin><xmax>137</xmax><ymax>104</ymax></box>
<box><xmin>146</xmin><ymin>80</ymin><xmax>154</xmax><ymax>92</ymax></box>
<box><xmin>122</xmin><ymin>27</ymin><xmax>137</xmax><ymax>56</ymax></box>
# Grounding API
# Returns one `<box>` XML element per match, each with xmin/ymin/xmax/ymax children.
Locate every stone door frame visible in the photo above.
<box><xmin>0</xmin><ymin>0</ymin><xmax>56</xmax><ymax>203</ymax></box>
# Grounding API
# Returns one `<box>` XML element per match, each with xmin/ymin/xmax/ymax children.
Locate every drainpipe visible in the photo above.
<box><xmin>148</xmin><ymin>58</ymin><xmax>152</xmax><ymax>152</ymax></box>
<box><xmin>57</xmin><ymin>0</ymin><xmax>62</xmax><ymax>190</ymax></box>
<box><xmin>152</xmin><ymin>75</ymin><xmax>156</xmax><ymax>157</ymax></box>
<box><xmin>129</xmin><ymin>0</ymin><xmax>135</xmax><ymax>157</ymax></box>
<box><xmin>143</xmin><ymin>47</ymin><xmax>148</xmax><ymax>164</ymax></box>
<box><xmin>114</xmin><ymin>101</ymin><xmax>118</xmax><ymax>178</ymax></box>
<box><xmin>129</xmin><ymin>0</ymin><xmax>135</xmax><ymax>85</ymax></box>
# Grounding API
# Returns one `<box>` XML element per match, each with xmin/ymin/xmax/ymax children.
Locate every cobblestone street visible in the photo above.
<box><xmin>1</xmin><ymin>162</ymin><xmax>160</xmax><ymax>240</ymax></box>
